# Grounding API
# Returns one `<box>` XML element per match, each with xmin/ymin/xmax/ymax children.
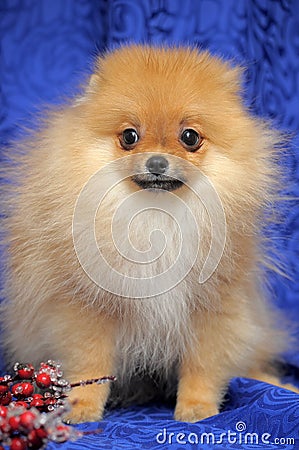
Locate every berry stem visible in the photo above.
<box><xmin>70</xmin><ymin>376</ymin><xmax>116</xmax><ymax>388</ymax></box>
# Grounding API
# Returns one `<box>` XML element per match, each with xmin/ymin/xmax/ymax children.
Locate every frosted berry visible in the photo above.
<box><xmin>27</xmin><ymin>428</ymin><xmax>47</xmax><ymax>449</ymax></box>
<box><xmin>0</xmin><ymin>417</ymin><xmax>9</xmax><ymax>433</ymax></box>
<box><xmin>13</xmin><ymin>401</ymin><xmax>29</xmax><ymax>409</ymax></box>
<box><xmin>0</xmin><ymin>405</ymin><xmax>7</xmax><ymax>418</ymax></box>
<box><xmin>32</xmin><ymin>394</ymin><xmax>43</xmax><ymax>400</ymax></box>
<box><xmin>11</xmin><ymin>382</ymin><xmax>34</xmax><ymax>398</ymax></box>
<box><xmin>0</xmin><ymin>378</ymin><xmax>9</xmax><ymax>394</ymax></box>
<box><xmin>16</xmin><ymin>363</ymin><xmax>35</xmax><ymax>380</ymax></box>
<box><xmin>27</xmin><ymin>430</ymin><xmax>41</xmax><ymax>448</ymax></box>
<box><xmin>0</xmin><ymin>391</ymin><xmax>12</xmax><ymax>405</ymax></box>
<box><xmin>10</xmin><ymin>437</ymin><xmax>27</xmax><ymax>450</ymax></box>
<box><xmin>39</xmin><ymin>362</ymin><xmax>55</xmax><ymax>372</ymax></box>
<box><xmin>52</xmin><ymin>424</ymin><xmax>70</xmax><ymax>442</ymax></box>
<box><xmin>30</xmin><ymin>394</ymin><xmax>44</xmax><ymax>408</ymax></box>
<box><xmin>30</xmin><ymin>398</ymin><xmax>44</xmax><ymax>408</ymax></box>
<box><xmin>45</xmin><ymin>397</ymin><xmax>56</xmax><ymax>406</ymax></box>
<box><xmin>35</xmin><ymin>373</ymin><xmax>51</xmax><ymax>389</ymax></box>
<box><xmin>19</xmin><ymin>410</ymin><xmax>37</xmax><ymax>431</ymax></box>
<box><xmin>35</xmin><ymin>427</ymin><xmax>48</xmax><ymax>439</ymax></box>
<box><xmin>39</xmin><ymin>362</ymin><xmax>51</xmax><ymax>369</ymax></box>
<box><xmin>0</xmin><ymin>386</ymin><xmax>9</xmax><ymax>394</ymax></box>
<box><xmin>8</xmin><ymin>415</ymin><xmax>21</xmax><ymax>431</ymax></box>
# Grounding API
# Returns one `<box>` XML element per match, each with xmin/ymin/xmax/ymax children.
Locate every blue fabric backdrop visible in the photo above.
<box><xmin>1</xmin><ymin>1</ymin><xmax>299</xmax><ymax>449</ymax></box>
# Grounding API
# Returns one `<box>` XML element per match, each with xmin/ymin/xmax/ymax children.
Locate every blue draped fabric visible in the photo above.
<box><xmin>1</xmin><ymin>1</ymin><xmax>299</xmax><ymax>449</ymax></box>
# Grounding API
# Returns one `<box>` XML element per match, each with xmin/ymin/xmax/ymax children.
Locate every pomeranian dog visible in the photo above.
<box><xmin>1</xmin><ymin>45</ymin><xmax>297</xmax><ymax>423</ymax></box>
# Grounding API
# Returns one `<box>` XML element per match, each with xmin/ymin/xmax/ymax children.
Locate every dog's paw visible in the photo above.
<box><xmin>174</xmin><ymin>400</ymin><xmax>218</xmax><ymax>423</ymax></box>
<box><xmin>64</xmin><ymin>400</ymin><xmax>103</xmax><ymax>424</ymax></box>
<box><xmin>63</xmin><ymin>386</ymin><xmax>105</xmax><ymax>424</ymax></box>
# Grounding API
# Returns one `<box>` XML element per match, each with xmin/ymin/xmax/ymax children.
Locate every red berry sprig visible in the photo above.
<box><xmin>0</xmin><ymin>360</ymin><xmax>116</xmax><ymax>449</ymax></box>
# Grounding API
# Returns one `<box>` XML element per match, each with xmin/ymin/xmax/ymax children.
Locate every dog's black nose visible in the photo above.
<box><xmin>146</xmin><ymin>155</ymin><xmax>169</xmax><ymax>175</ymax></box>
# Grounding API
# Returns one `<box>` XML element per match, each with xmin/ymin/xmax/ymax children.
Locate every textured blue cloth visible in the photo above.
<box><xmin>48</xmin><ymin>379</ymin><xmax>299</xmax><ymax>449</ymax></box>
<box><xmin>1</xmin><ymin>1</ymin><xmax>299</xmax><ymax>449</ymax></box>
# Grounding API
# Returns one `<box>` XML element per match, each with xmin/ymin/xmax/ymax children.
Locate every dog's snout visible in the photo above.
<box><xmin>146</xmin><ymin>155</ymin><xmax>169</xmax><ymax>175</ymax></box>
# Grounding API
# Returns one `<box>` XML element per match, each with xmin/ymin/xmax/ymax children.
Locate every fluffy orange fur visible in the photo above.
<box><xmin>1</xmin><ymin>46</ymin><xmax>297</xmax><ymax>423</ymax></box>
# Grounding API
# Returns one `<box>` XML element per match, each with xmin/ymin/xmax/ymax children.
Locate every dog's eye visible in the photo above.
<box><xmin>180</xmin><ymin>129</ymin><xmax>202</xmax><ymax>151</ymax></box>
<box><xmin>121</xmin><ymin>128</ymin><xmax>139</xmax><ymax>149</ymax></box>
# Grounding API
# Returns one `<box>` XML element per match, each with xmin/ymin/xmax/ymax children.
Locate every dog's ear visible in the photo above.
<box><xmin>85</xmin><ymin>53</ymin><xmax>110</xmax><ymax>93</ymax></box>
<box><xmin>196</xmin><ymin>49</ymin><xmax>245</xmax><ymax>95</ymax></box>
<box><xmin>73</xmin><ymin>74</ymin><xmax>100</xmax><ymax>105</ymax></box>
<box><xmin>221</xmin><ymin>65</ymin><xmax>245</xmax><ymax>94</ymax></box>
<box><xmin>87</xmin><ymin>73</ymin><xmax>101</xmax><ymax>92</ymax></box>
<box><xmin>71</xmin><ymin>71</ymin><xmax>102</xmax><ymax>106</ymax></box>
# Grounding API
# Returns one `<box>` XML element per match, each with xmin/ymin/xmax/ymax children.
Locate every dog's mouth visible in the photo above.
<box><xmin>131</xmin><ymin>174</ymin><xmax>184</xmax><ymax>191</ymax></box>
